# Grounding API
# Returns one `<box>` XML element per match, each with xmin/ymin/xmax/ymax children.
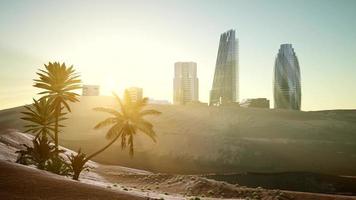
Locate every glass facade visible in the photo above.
<box><xmin>210</xmin><ymin>29</ymin><xmax>239</xmax><ymax>106</ymax></box>
<box><xmin>273</xmin><ymin>44</ymin><xmax>301</xmax><ymax>110</ymax></box>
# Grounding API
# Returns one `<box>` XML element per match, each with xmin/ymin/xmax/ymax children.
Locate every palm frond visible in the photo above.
<box><xmin>94</xmin><ymin>117</ymin><xmax>118</xmax><ymax>130</ymax></box>
<box><xmin>93</xmin><ymin>92</ymin><xmax>160</xmax><ymax>158</ymax></box>
<box><xmin>93</xmin><ymin>107</ymin><xmax>123</xmax><ymax>118</ymax></box>
<box><xmin>135</xmin><ymin>97</ymin><xmax>149</xmax><ymax>110</ymax></box>
<box><xmin>105</xmin><ymin>124</ymin><xmax>123</xmax><ymax>140</ymax></box>
<box><xmin>112</xmin><ymin>92</ymin><xmax>126</xmax><ymax>113</ymax></box>
<box><xmin>139</xmin><ymin>109</ymin><xmax>161</xmax><ymax>117</ymax></box>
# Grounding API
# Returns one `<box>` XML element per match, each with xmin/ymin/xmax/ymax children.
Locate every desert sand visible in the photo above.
<box><xmin>1</xmin><ymin>130</ymin><xmax>356</xmax><ymax>200</ymax></box>
<box><xmin>1</xmin><ymin>96</ymin><xmax>355</xmax><ymax>175</ymax></box>
<box><xmin>1</xmin><ymin>98</ymin><xmax>356</xmax><ymax>199</ymax></box>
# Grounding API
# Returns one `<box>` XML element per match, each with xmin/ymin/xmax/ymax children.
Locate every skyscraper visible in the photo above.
<box><xmin>173</xmin><ymin>62</ymin><xmax>199</xmax><ymax>105</ymax></box>
<box><xmin>210</xmin><ymin>29</ymin><xmax>239</xmax><ymax>106</ymax></box>
<box><xmin>273</xmin><ymin>44</ymin><xmax>301</xmax><ymax>110</ymax></box>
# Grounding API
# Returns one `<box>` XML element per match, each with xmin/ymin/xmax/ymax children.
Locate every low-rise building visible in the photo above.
<box><xmin>126</xmin><ymin>87</ymin><xmax>143</xmax><ymax>102</ymax></box>
<box><xmin>82</xmin><ymin>85</ymin><xmax>100</xmax><ymax>96</ymax></box>
<box><xmin>148</xmin><ymin>99</ymin><xmax>171</xmax><ymax>105</ymax></box>
<box><xmin>240</xmin><ymin>98</ymin><xmax>270</xmax><ymax>108</ymax></box>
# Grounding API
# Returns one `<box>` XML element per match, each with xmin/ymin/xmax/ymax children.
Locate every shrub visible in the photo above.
<box><xmin>45</xmin><ymin>155</ymin><xmax>72</xmax><ymax>176</ymax></box>
<box><xmin>67</xmin><ymin>149</ymin><xmax>89</xmax><ymax>180</ymax></box>
<box><xmin>16</xmin><ymin>137</ymin><xmax>71</xmax><ymax>176</ymax></box>
<box><xmin>16</xmin><ymin>137</ymin><xmax>56</xmax><ymax>169</ymax></box>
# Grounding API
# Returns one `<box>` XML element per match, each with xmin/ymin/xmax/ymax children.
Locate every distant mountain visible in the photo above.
<box><xmin>1</xmin><ymin>96</ymin><xmax>356</xmax><ymax>175</ymax></box>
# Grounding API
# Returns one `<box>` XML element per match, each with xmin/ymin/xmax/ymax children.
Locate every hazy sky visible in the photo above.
<box><xmin>0</xmin><ymin>0</ymin><xmax>355</xmax><ymax>110</ymax></box>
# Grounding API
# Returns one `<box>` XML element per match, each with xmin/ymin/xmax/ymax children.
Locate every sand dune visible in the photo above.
<box><xmin>0</xmin><ymin>160</ymin><xmax>148</xmax><ymax>200</ymax></box>
<box><xmin>1</xmin><ymin>96</ymin><xmax>356</xmax><ymax>175</ymax></box>
<box><xmin>1</xmin><ymin>129</ymin><xmax>356</xmax><ymax>200</ymax></box>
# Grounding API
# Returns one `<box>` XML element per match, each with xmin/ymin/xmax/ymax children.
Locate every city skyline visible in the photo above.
<box><xmin>1</xmin><ymin>0</ymin><xmax>356</xmax><ymax>111</ymax></box>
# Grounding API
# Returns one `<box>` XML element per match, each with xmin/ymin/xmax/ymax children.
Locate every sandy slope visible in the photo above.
<box><xmin>0</xmin><ymin>130</ymin><xmax>144</xmax><ymax>200</ymax></box>
<box><xmin>2</xmin><ymin>159</ymin><xmax>356</xmax><ymax>200</ymax></box>
<box><xmin>1</xmin><ymin>130</ymin><xmax>356</xmax><ymax>200</ymax></box>
<box><xmin>0</xmin><ymin>160</ymin><xmax>147</xmax><ymax>200</ymax></box>
<box><xmin>1</xmin><ymin>97</ymin><xmax>355</xmax><ymax>175</ymax></box>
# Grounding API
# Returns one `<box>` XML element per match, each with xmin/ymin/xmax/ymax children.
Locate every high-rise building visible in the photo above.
<box><xmin>173</xmin><ymin>62</ymin><xmax>199</xmax><ymax>105</ymax></box>
<box><xmin>210</xmin><ymin>29</ymin><xmax>239</xmax><ymax>106</ymax></box>
<box><xmin>126</xmin><ymin>87</ymin><xmax>143</xmax><ymax>102</ymax></box>
<box><xmin>82</xmin><ymin>85</ymin><xmax>100</xmax><ymax>96</ymax></box>
<box><xmin>273</xmin><ymin>44</ymin><xmax>301</xmax><ymax>110</ymax></box>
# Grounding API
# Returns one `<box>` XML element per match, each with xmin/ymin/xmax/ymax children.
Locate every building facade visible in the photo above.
<box><xmin>82</xmin><ymin>85</ymin><xmax>100</xmax><ymax>96</ymax></box>
<box><xmin>273</xmin><ymin>44</ymin><xmax>301</xmax><ymax>110</ymax></box>
<box><xmin>173</xmin><ymin>62</ymin><xmax>199</xmax><ymax>105</ymax></box>
<box><xmin>126</xmin><ymin>87</ymin><xmax>143</xmax><ymax>102</ymax></box>
<box><xmin>148</xmin><ymin>98</ymin><xmax>171</xmax><ymax>105</ymax></box>
<box><xmin>210</xmin><ymin>29</ymin><xmax>239</xmax><ymax>106</ymax></box>
<box><xmin>240</xmin><ymin>98</ymin><xmax>270</xmax><ymax>108</ymax></box>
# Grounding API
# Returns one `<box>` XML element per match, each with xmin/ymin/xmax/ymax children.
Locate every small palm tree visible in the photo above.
<box><xmin>68</xmin><ymin>91</ymin><xmax>161</xmax><ymax>180</ymax></box>
<box><xmin>16</xmin><ymin>137</ymin><xmax>57</xmax><ymax>169</ymax></box>
<box><xmin>90</xmin><ymin>91</ymin><xmax>161</xmax><ymax>158</ymax></box>
<box><xmin>19</xmin><ymin>98</ymin><xmax>71</xmax><ymax>175</ymax></box>
<box><xmin>21</xmin><ymin>98</ymin><xmax>58</xmax><ymax>140</ymax></box>
<box><xmin>67</xmin><ymin>149</ymin><xmax>89</xmax><ymax>180</ymax></box>
<box><xmin>33</xmin><ymin>62</ymin><xmax>81</xmax><ymax>151</ymax></box>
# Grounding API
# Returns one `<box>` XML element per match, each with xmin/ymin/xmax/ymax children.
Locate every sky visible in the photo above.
<box><xmin>0</xmin><ymin>0</ymin><xmax>355</xmax><ymax>111</ymax></box>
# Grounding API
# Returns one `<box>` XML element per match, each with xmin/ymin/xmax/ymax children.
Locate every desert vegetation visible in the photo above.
<box><xmin>17</xmin><ymin>62</ymin><xmax>80</xmax><ymax>176</ymax></box>
<box><xmin>16</xmin><ymin>62</ymin><xmax>161</xmax><ymax>180</ymax></box>
<box><xmin>33</xmin><ymin>62</ymin><xmax>81</xmax><ymax>151</ymax></box>
<box><xmin>69</xmin><ymin>91</ymin><xmax>161</xmax><ymax>180</ymax></box>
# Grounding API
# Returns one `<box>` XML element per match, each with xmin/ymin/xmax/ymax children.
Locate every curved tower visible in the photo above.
<box><xmin>210</xmin><ymin>29</ymin><xmax>239</xmax><ymax>106</ymax></box>
<box><xmin>273</xmin><ymin>44</ymin><xmax>301</xmax><ymax>110</ymax></box>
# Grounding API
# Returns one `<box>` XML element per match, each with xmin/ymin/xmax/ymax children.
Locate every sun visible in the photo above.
<box><xmin>101</xmin><ymin>76</ymin><xmax>122</xmax><ymax>96</ymax></box>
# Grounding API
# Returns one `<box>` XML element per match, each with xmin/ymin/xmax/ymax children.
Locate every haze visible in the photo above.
<box><xmin>1</xmin><ymin>0</ymin><xmax>356</xmax><ymax>110</ymax></box>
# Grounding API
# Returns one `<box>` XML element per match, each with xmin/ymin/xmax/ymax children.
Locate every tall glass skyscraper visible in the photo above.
<box><xmin>274</xmin><ymin>44</ymin><xmax>301</xmax><ymax>110</ymax></box>
<box><xmin>210</xmin><ymin>29</ymin><xmax>239</xmax><ymax>106</ymax></box>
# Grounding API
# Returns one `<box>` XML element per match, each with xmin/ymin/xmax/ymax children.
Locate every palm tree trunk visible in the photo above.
<box><xmin>54</xmin><ymin>103</ymin><xmax>61</xmax><ymax>153</ymax></box>
<box><xmin>84</xmin><ymin>133</ymin><xmax>121</xmax><ymax>162</ymax></box>
<box><xmin>54</xmin><ymin>111</ymin><xmax>59</xmax><ymax>152</ymax></box>
<box><xmin>73</xmin><ymin>171</ymin><xmax>80</xmax><ymax>181</ymax></box>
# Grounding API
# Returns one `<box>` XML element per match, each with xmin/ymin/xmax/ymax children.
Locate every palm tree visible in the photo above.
<box><xmin>33</xmin><ymin>62</ymin><xmax>81</xmax><ymax>151</ymax></box>
<box><xmin>89</xmin><ymin>91</ymin><xmax>161</xmax><ymax>159</ymax></box>
<box><xmin>68</xmin><ymin>91</ymin><xmax>161</xmax><ymax>180</ymax></box>
<box><xmin>21</xmin><ymin>98</ymin><xmax>57</xmax><ymax>140</ymax></box>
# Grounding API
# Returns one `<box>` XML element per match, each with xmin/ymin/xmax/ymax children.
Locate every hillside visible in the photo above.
<box><xmin>1</xmin><ymin>96</ymin><xmax>356</xmax><ymax>175</ymax></box>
